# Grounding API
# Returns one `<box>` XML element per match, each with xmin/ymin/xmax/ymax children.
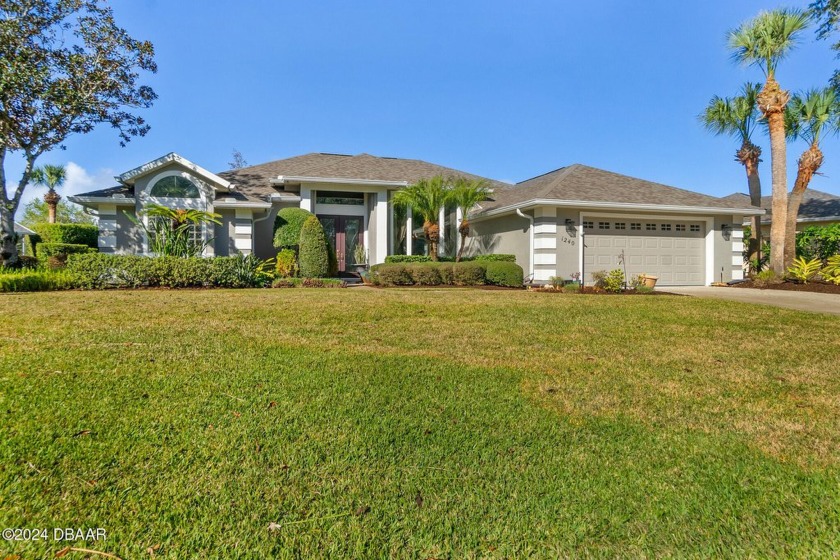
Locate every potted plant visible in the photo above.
<box><xmin>639</xmin><ymin>274</ymin><xmax>658</xmax><ymax>288</ymax></box>
<box><xmin>352</xmin><ymin>244</ymin><xmax>368</xmax><ymax>274</ymax></box>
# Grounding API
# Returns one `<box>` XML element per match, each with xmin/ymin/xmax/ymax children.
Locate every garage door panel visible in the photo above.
<box><xmin>584</xmin><ymin>218</ymin><xmax>705</xmax><ymax>286</ymax></box>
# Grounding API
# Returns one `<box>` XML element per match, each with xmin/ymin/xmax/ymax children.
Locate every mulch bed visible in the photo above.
<box><xmin>728</xmin><ymin>280</ymin><xmax>840</xmax><ymax>295</ymax></box>
<box><xmin>528</xmin><ymin>286</ymin><xmax>676</xmax><ymax>296</ymax></box>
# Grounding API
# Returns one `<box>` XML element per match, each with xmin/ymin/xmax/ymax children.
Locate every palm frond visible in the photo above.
<box><xmin>786</xmin><ymin>87</ymin><xmax>839</xmax><ymax>144</ymax></box>
<box><xmin>700</xmin><ymin>82</ymin><xmax>761</xmax><ymax>142</ymax></box>
<box><xmin>450</xmin><ymin>178</ymin><xmax>491</xmax><ymax>217</ymax></box>
<box><xmin>728</xmin><ymin>9</ymin><xmax>810</xmax><ymax>76</ymax></box>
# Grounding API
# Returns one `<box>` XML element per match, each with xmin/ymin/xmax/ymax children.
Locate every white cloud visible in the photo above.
<box><xmin>16</xmin><ymin>162</ymin><xmax>115</xmax><ymax>210</ymax></box>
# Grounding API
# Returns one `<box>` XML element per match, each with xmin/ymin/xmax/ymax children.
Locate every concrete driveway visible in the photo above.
<box><xmin>666</xmin><ymin>286</ymin><xmax>840</xmax><ymax>316</ymax></box>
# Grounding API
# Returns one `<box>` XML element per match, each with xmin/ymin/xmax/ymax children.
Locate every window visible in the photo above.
<box><xmin>630</xmin><ymin>223</ymin><xmax>641</xmax><ymax>230</ymax></box>
<box><xmin>598</xmin><ymin>222</ymin><xmax>610</xmax><ymax>230</ymax></box>
<box><xmin>316</xmin><ymin>191</ymin><xmax>365</xmax><ymax>205</ymax></box>
<box><xmin>675</xmin><ymin>224</ymin><xmax>686</xmax><ymax>232</ymax></box>
<box><xmin>661</xmin><ymin>223</ymin><xmax>672</xmax><ymax>231</ymax></box>
<box><xmin>149</xmin><ymin>176</ymin><xmax>200</xmax><ymax>198</ymax></box>
<box><xmin>148</xmin><ymin>218</ymin><xmax>202</xmax><ymax>249</ymax></box>
<box><xmin>583</xmin><ymin>221</ymin><xmax>594</xmax><ymax>229</ymax></box>
<box><xmin>615</xmin><ymin>222</ymin><xmax>626</xmax><ymax>230</ymax></box>
<box><xmin>645</xmin><ymin>223</ymin><xmax>656</xmax><ymax>231</ymax></box>
<box><xmin>690</xmin><ymin>224</ymin><xmax>701</xmax><ymax>232</ymax></box>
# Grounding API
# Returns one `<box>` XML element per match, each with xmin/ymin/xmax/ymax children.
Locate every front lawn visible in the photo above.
<box><xmin>1</xmin><ymin>289</ymin><xmax>839</xmax><ymax>558</ymax></box>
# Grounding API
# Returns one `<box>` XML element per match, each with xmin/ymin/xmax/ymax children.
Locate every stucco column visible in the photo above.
<box><xmin>533</xmin><ymin>207</ymin><xmax>557</xmax><ymax>281</ymax></box>
<box><xmin>98</xmin><ymin>204</ymin><xmax>117</xmax><ymax>254</ymax></box>
<box><xmin>234</xmin><ymin>208</ymin><xmax>253</xmax><ymax>255</ymax></box>
<box><xmin>375</xmin><ymin>191</ymin><xmax>388</xmax><ymax>264</ymax></box>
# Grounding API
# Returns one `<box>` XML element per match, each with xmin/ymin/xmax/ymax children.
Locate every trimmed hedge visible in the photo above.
<box><xmin>385</xmin><ymin>255</ymin><xmax>432</xmax><ymax>263</ymax></box>
<box><xmin>298</xmin><ymin>216</ymin><xmax>330</xmax><ymax>278</ymax></box>
<box><xmin>484</xmin><ymin>261</ymin><xmax>524</xmax><ymax>287</ymax></box>
<box><xmin>370</xmin><ymin>261</ymin><xmax>523</xmax><ymax>288</ymax></box>
<box><xmin>472</xmin><ymin>254</ymin><xmax>516</xmax><ymax>263</ymax></box>
<box><xmin>384</xmin><ymin>253</ymin><xmax>516</xmax><ymax>264</ymax></box>
<box><xmin>67</xmin><ymin>254</ymin><xmax>273</xmax><ymax>289</ymax></box>
<box><xmin>36</xmin><ymin>243</ymin><xmax>95</xmax><ymax>258</ymax></box>
<box><xmin>32</xmin><ymin>223</ymin><xmax>98</xmax><ymax>247</ymax></box>
<box><xmin>273</xmin><ymin>208</ymin><xmax>314</xmax><ymax>249</ymax></box>
<box><xmin>0</xmin><ymin>271</ymin><xmax>75</xmax><ymax>292</ymax></box>
<box><xmin>275</xmin><ymin>248</ymin><xmax>298</xmax><ymax>277</ymax></box>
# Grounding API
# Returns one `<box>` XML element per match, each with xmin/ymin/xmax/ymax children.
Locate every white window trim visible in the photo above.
<box><xmin>140</xmin><ymin>170</ymin><xmax>212</xmax><ymax>256</ymax></box>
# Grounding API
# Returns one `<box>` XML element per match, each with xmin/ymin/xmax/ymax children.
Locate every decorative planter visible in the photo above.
<box><xmin>640</xmin><ymin>275</ymin><xmax>658</xmax><ymax>288</ymax></box>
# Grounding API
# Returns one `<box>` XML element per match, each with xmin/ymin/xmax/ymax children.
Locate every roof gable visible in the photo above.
<box><xmin>118</xmin><ymin>152</ymin><xmax>232</xmax><ymax>191</ymax></box>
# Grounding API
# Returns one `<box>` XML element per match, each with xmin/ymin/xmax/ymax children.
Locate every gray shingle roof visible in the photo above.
<box><xmin>217</xmin><ymin>153</ymin><xmax>507</xmax><ymax>199</ymax></box>
<box><xmin>478</xmin><ymin>164</ymin><xmax>756</xmax><ymax>214</ymax></box>
<box><xmin>75</xmin><ymin>184</ymin><xmax>135</xmax><ymax>198</ymax></box>
<box><xmin>721</xmin><ymin>189</ymin><xmax>840</xmax><ymax>222</ymax></box>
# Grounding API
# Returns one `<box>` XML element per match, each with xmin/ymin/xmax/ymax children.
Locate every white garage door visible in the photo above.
<box><xmin>583</xmin><ymin>218</ymin><xmax>706</xmax><ymax>286</ymax></box>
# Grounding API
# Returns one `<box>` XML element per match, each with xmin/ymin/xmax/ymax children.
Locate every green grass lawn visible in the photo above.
<box><xmin>2</xmin><ymin>289</ymin><xmax>839</xmax><ymax>559</ymax></box>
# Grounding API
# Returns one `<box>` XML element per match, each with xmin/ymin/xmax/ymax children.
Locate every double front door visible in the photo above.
<box><xmin>318</xmin><ymin>215</ymin><xmax>364</xmax><ymax>272</ymax></box>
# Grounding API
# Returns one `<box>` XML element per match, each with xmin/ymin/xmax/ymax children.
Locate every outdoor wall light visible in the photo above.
<box><xmin>565</xmin><ymin>219</ymin><xmax>577</xmax><ymax>237</ymax></box>
<box><xmin>721</xmin><ymin>223</ymin><xmax>732</xmax><ymax>241</ymax></box>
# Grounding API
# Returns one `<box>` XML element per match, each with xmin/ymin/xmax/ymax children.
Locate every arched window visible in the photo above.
<box><xmin>149</xmin><ymin>176</ymin><xmax>200</xmax><ymax>198</ymax></box>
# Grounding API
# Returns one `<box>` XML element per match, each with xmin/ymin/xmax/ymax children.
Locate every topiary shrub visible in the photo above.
<box><xmin>370</xmin><ymin>263</ymin><xmax>412</xmax><ymax>286</ymax></box>
<box><xmin>31</xmin><ymin>223</ymin><xmax>98</xmax><ymax>248</ymax></box>
<box><xmin>273</xmin><ymin>208</ymin><xmax>314</xmax><ymax>249</ymax></box>
<box><xmin>472</xmin><ymin>254</ymin><xmax>516</xmax><ymax>263</ymax></box>
<box><xmin>298</xmin><ymin>216</ymin><xmax>329</xmax><ymax>278</ymax></box>
<box><xmin>484</xmin><ymin>261</ymin><xmax>524</xmax><ymax>287</ymax></box>
<box><xmin>385</xmin><ymin>254</ymin><xmax>432</xmax><ymax>263</ymax></box>
<box><xmin>406</xmin><ymin>263</ymin><xmax>442</xmax><ymax>285</ymax></box>
<box><xmin>0</xmin><ymin>270</ymin><xmax>76</xmax><ymax>292</ymax></box>
<box><xmin>327</xmin><ymin>241</ymin><xmax>339</xmax><ymax>277</ymax></box>
<box><xmin>452</xmin><ymin>262</ymin><xmax>486</xmax><ymax>285</ymax></box>
<box><xmin>275</xmin><ymin>248</ymin><xmax>298</xmax><ymax>277</ymax></box>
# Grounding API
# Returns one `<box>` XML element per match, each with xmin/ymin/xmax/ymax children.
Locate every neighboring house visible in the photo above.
<box><xmin>721</xmin><ymin>190</ymin><xmax>840</xmax><ymax>236</ymax></box>
<box><xmin>14</xmin><ymin>222</ymin><xmax>35</xmax><ymax>256</ymax></box>
<box><xmin>69</xmin><ymin>152</ymin><xmax>761</xmax><ymax>286</ymax></box>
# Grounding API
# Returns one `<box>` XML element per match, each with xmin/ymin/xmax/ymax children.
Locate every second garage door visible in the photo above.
<box><xmin>583</xmin><ymin>218</ymin><xmax>706</xmax><ymax>286</ymax></box>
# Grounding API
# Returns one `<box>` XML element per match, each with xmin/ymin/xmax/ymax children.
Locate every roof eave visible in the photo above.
<box><xmin>117</xmin><ymin>152</ymin><xmax>233</xmax><ymax>191</ymax></box>
<box><xmin>472</xmin><ymin>199</ymin><xmax>766</xmax><ymax>221</ymax></box>
<box><xmin>69</xmin><ymin>195</ymin><xmax>136</xmax><ymax>207</ymax></box>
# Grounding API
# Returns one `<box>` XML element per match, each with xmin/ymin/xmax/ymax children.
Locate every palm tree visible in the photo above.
<box><xmin>391</xmin><ymin>175</ymin><xmax>449</xmax><ymax>261</ymax></box>
<box><xmin>783</xmin><ymin>88</ymin><xmax>839</xmax><ymax>268</ymax></box>
<box><xmin>30</xmin><ymin>164</ymin><xmax>66</xmax><ymax>223</ymax></box>
<box><xmin>449</xmin><ymin>177</ymin><xmax>491</xmax><ymax>262</ymax></box>
<box><xmin>728</xmin><ymin>8</ymin><xmax>810</xmax><ymax>274</ymax></box>
<box><xmin>130</xmin><ymin>204</ymin><xmax>221</xmax><ymax>257</ymax></box>
<box><xmin>701</xmin><ymin>83</ymin><xmax>763</xmax><ymax>271</ymax></box>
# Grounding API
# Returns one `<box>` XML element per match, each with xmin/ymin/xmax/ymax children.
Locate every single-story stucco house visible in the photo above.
<box><xmin>69</xmin><ymin>152</ymin><xmax>762</xmax><ymax>286</ymax></box>
<box><xmin>721</xmin><ymin>190</ymin><xmax>840</xmax><ymax>237</ymax></box>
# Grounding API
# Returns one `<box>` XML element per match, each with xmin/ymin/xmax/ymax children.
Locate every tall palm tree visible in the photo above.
<box><xmin>30</xmin><ymin>164</ymin><xmax>66</xmax><ymax>223</ymax></box>
<box><xmin>783</xmin><ymin>87</ymin><xmax>839</xmax><ymax>268</ymax></box>
<box><xmin>449</xmin><ymin>177</ymin><xmax>491</xmax><ymax>262</ymax></box>
<box><xmin>392</xmin><ymin>175</ymin><xmax>449</xmax><ymax>261</ymax></box>
<box><xmin>701</xmin><ymin>83</ymin><xmax>763</xmax><ymax>270</ymax></box>
<box><xmin>728</xmin><ymin>8</ymin><xmax>810</xmax><ymax>274</ymax></box>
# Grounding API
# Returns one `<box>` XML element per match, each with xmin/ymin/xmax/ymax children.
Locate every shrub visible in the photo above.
<box><xmin>603</xmin><ymin>269</ymin><xmax>625</xmax><ymax>293</ymax></box>
<box><xmin>821</xmin><ymin>255</ymin><xmax>840</xmax><ymax>285</ymax></box>
<box><xmin>563</xmin><ymin>282</ymin><xmax>581</xmax><ymax>293</ymax></box>
<box><xmin>548</xmin><ymin>276</ymin><xmax>564</xmax><ymax>289</ymax></box>
<box><xmin>796</xmin><ymin>224</ymin><xmax>840</xmax><ymax>261</ymax></box>
<box><xmin>385</xmin><ymin>255</ymin><xmax>432</xmax><ymax>263</ymax></box>
<box><xmin>273</xmin><ymin>207</ymin><xmax>314</xmax><ymax>249</ymax></box>
<box><xmin>753</xmin><ymin>269</ymin><xmax>782</xmax><ymax>287</ymax></box>
<box><xmin>37</xmin><ymin>242</ymin><xmax>95</xmax><ymax>258</ymax></box>
<box><xmin>591</xmin><ymin>270</ymin><xmax>608</xmax><ymax>288</ymax></box>
<box><xmin>18</xmin><ymin>255</ymin><xmax>39</xmax><ymax>270</ymax></box>
<box><xmin>472</xmin><ymin>254</ymin><xmax>516</xmax><ymax>263</ymax></box>
<box><xmin>786</xmin><ymin>257</ymin><xmax>822</xmax><ymax>284</ymax></box>
<box><xmin>484</xmin><ymin>261</ymin><xmax>524</xmax><ymax>287</ymax></box>
<box><xmin>0</xmin><ymin>270</ymin><xmax>75</xmax><ymax>292</ymax></box>
<box><xmin>67</xmin><ymin>253</ymin><xmax>273</xmax><ymax>289</ymax></box>
<box><xmin>370</xmin><ymin>264</ymin><xmax>413</xmax><ymax>286</ymax></box>
<box><xmin>68</xmin><ymin>254</ymin><xmax>151</xmax><ymax>289</ymax></box>
<box><xmin>452</xmin><ymin>262</ymin><xmax>485</xmax><ymax>285</ymax></box>
<box><xmin>275</xmin><ymin>249</ymin><xmax>298</xmax><ymax>277</ymax></box>
<box><xmin>437</xmin><ymin>262</ymin><xmax>454</xmax><ymax>284</ymax></box>
<box><xmin>406</xmin><ymin>263</ymin><xmax>443</xmax><ymax>285</ymax></box>
<box><xmin>31</xmin><ymin>223</ymin><xmax>98</xmax><ymax>248</ymax></box>
<box><xmin>209</xmin><ymin>255</ymin><xmax>274</xmax><ymax>288</ymax></box>
<box><xmin>298</xmin><ymin>216</ymin><xmax>330</xmax><ymax>278</ymax></box>
<box><xmin>327</xmin><ymin>241</ymin><xmax>339</xmax><ymax>277</ymax></box>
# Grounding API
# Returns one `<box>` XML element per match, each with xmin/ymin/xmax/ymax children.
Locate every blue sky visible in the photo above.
<box><xmin>11</xmin><ymin>0</ymin><xmax>840</xmax><ymax>210</ymax></box>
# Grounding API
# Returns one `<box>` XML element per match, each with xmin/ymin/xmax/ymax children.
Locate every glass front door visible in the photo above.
<box><xmin>318</xmin><ymin>215</ymin><xmax>364</xmax><ymax>273</ymax></box>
